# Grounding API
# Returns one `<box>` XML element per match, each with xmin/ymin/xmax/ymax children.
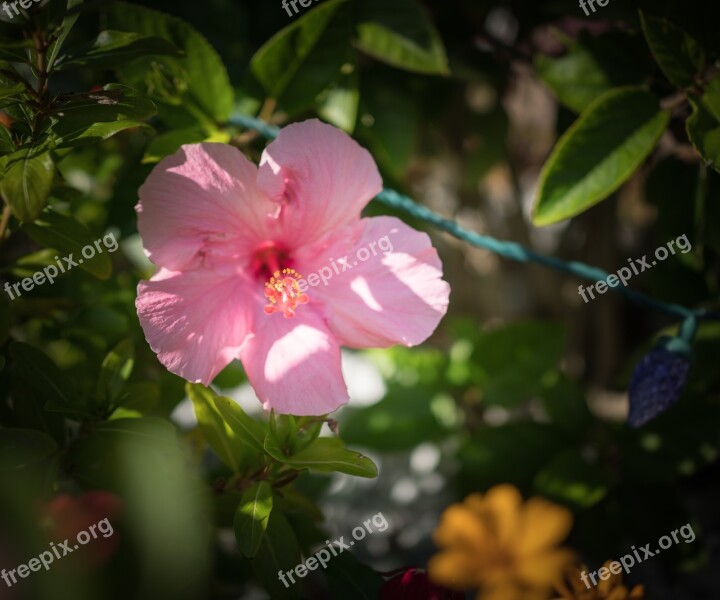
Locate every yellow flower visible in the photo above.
<box><xmin>428</xmin><ymin>484</ymin><xmax>575</xmax><ymax>600</ymax></box>
<box><xmin>555</xmin><ymin>562</ymin><xmax>645</xmax><ymax>600</ymax></box>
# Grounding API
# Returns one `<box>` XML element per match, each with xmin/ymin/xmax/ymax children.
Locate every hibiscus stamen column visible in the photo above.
<box><xmin>264</xmin><ymin>269</ymin><xmax>309</xmax><ymax>318</ymax></box>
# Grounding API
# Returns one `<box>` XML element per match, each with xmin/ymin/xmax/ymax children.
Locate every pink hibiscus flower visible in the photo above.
<box><xmin>136</xmin><ymin>119</ymin><xmax>450</xmax><ymax>415</ymax></box>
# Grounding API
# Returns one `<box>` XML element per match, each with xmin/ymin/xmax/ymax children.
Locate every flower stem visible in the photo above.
<box><xmin>258</xmin><ymin>97</ymin><xmax>277</xmax><ymax>123</ymax></box>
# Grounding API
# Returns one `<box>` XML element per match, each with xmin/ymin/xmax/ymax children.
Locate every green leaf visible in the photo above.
<box><xmin>0</xmin><ymin>100</ymin><xmax>29</xmax><ymax>126</ymax></box>
<box><xmin>49</xmin><ymin>84</ymin><xmax>155</xmax><ymax>148</ymax></box>
<box><xmin>536</xmin><ymin>45</ymin><xmax>612</xmax><ymax>114</ymax></box>
<box><xmin>106</xmin><ymin>2</ymin><xmax>234</xmax><ymax>123</ymax></box>
<box><xmin>265</xmin><ymin>415</ymin><xmax>325</xmax><ymax>458</ymax></box>
<box><xmin>687</xmin><ymin>77</ymin><xmax>720</xmax><ymax>173</ymax></box>
<box><xmin>324</xmin><ymin>552</ymin><xmax>384</xmax><ymax>599</ymax></box>
<box><xmin>46</xmin><ymin>0</ymin><xmax>84</xmax><ymax>71</ymax></box>
<box><xmin>9</xmin><ymin>341</ymin><xmax>80</xmax><ymax>415</ymax></box>
<box><xmin>142</xmin><ymin>128</ymin><xmax>206</xmax><ymax>163</ymax></box>
<box><xmin>56</xmin><ymin>30</ymin><xmax>183</xmax><ymax>70</ymax></box>
<box><xmin>97</xmin><ymin>339</ymin><xmax>135</xmax><ymax>406</ymax></box>
<box><xmin>52</xmin><ymin>85</ymin><xmax>156</xmax><ymax>118</ymax></box>
<box><xmin>279</xmin><ymin>437</ymin><xmax>378</xmax><ymax>478</ymax></box>
<box><xmin>263</xmin><ymin>430</ymin><xmax>288</xmax><ymax>462</ymax></box>
<box><xmin>295</xmin><ymin>417</ymin><xmax>325</xmax><ymax>450</ymax></box>
<box><xmin>250</xmin><ymin>0</ymin><xmax>353</xmax><ymax>114</ymax></box>
<box><xmin>22</xmin><ymin>210</ymin><xmax>113</xmax><ymax>279</ymax></box>
<box><xmin>534</xmin><ymin>449</ymin><xmax>609</xmax><ymax>510</ymax></box>
<box><xmin>0</xmin><ymin>83</ymin><xmax>25</xmax><ymax>101</ymax></box>
<box><xmin>0</xmin><ymin>429</ymin><xmax>58</xmax><ymax>471</ymax></box>
<box><xmin>250</xmin><ymin>510</ymin><xmax>302</xmax><ymax>599</ymax></box>
<box><xmin>317</xmin><ymin>64</ymin><xmax>359</xmax><ymax>132</ymax></box>
<box><xmin>354</xmin><ymin>0</ymin><xmax>449</xmax><ymax>75</ymax></box>
<box><xmin>187</xmin><ymin>383</ymin><xmax>247</xmax><ymax>473</ymax></box>
<box><xmin>536</xmin><ymin>30</ymin><xmax>652</xmax><ymax>113</ymax></box>
<box><xmin>533</xmin><ymin>86</ymin><xmax>669</xmax><ymax>226</ymax></box>
<box><xmin>213</xmin><ymin>394</ymin><xmax>268</xmax><ymax>452</ymax></box>
<box><xmin>640</xmin><ymin>12</ymin><xmax>705</xmax><ymax>89</ymax></box>
<box><xmin>268</xmin><ymin>412</ymin><xmax>299</xmax><ymax>449</ymax></box>
<box><xmin>0</xmin><ymin>148</ymin><xmax>54</xmax><ymax>222</ymax></box>
<box><xmin>0</xmin><ymin>39</ymin><xmax>34</xmax><ymax>62</ymax></box>
<box><xmin>55</xmin><ymin>120</ymin><xmax>153</xmax><ymax>149</ymax></box>
<box><xmin>275</xmin><ymin>494</ymin><xmax>326</xmax><ymax>548</ymax></box>
<box><xmin>234</xmin><ymin>481</ymin><xmax>273</xmax><ymax>558</ymax></box>
<box><xmin>0</xmin><ymin>124</ymin><xmax>13</xmax><ymax>154</ymax></box>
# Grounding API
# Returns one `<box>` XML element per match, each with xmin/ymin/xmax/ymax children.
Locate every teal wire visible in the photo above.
<box><xmin>228</xmin><ymin>113</ymin><xmax>714</xmax><ymax>323</ymax></box>
<box><xmin>233</xmin><ymin>114</ymin><xmax>280</xmax><ymax>140</ymax></box>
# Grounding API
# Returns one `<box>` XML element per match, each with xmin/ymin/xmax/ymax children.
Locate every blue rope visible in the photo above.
<box><xmin>232</xmin><ymin>113</ymin><xmax>280</xmax><ymax>140</ymax></box>
<box><xmin>228</xmin><ymin>113</ymin><xmax>716</xmax><ymax>324</ymax></box>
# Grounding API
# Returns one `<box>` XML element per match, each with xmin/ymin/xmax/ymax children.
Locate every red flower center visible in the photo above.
<box><xmin>250</xmin><ymin>242</ymin><xmax>292</xmax><ymax>280</ymax></box>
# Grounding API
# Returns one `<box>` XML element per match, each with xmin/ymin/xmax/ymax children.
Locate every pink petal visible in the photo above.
<box><xmin>240</xmin><ymin>309</ymin><xmax>349</xmax><ymax>415</ymax></box>
<box><xmin>257</xmin><ymin>119</ymin><xmax>383</xmax><ymax>247</ymax></box>
<box><xmin>295</xmin><ymin>216</ymin><xmax>450</xmax><ymax>348</ymax></box>
<box><xmin>136</xmin><ymin>267</ymin><xmax>258</xmax><ymax>385</ymax></box>
<box><xmin>137</xmin><ymin>143</ymin><xmax>277</xmax><ymax>271</ymax></box>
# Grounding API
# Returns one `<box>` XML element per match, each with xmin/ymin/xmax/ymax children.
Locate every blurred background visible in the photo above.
<box><xmin>1</xmin><ymin>0</ymin><xmax>720</xmax><ymax>598</ymax></box>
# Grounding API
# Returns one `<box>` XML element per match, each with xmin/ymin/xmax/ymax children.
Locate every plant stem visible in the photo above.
<box><xmin>660</xmin><ymin>91</ymin><xmax>688</xmax><ymax>113</ymax></box>
<box><xmin>258</xmin><ymin>97</ymin><xmax>277</xmax><ymax>123</ymax></box>
<box><xmin>28</xmin><ymin>27</ymin><xmax>50</xmax><ymax>139</ymax></box>
<box><xmin>33</xmin><ymin>31</ymin><xmax>48</xmax><ymax>97</ymax></box>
